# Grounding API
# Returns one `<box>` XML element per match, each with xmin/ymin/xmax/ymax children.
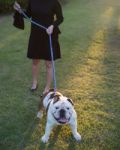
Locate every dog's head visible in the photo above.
<box><xmin>49</xmin><ymin>94</ymin><xmax>74</xmax><ymax>124</ymax></box>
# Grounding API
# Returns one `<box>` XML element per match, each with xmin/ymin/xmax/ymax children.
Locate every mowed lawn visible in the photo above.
<box><xmin>0</xmin><ymin>0</ymin><xmax>120</xmax><ymax>149</ymax></box>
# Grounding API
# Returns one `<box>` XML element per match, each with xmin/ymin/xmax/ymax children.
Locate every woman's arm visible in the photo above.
<box><xmin>46</xmin><ymin>1</ymin><xmax>64</xmax><ymax>35</ymax></box>
<box><xmin>53</xmin><ymin>0</ymin><xmax>64</xmax><ymax>27</ymax></box>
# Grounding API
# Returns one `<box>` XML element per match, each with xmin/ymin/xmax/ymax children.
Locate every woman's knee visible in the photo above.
<box><xmin>32</xmin><ymin>59</ymin><xmax>40</xmax><ymax>66</ymax></box>
<box><xmin>45</xmin><ymin>61</ymin><xmax>52</xmax><ymax>69</ymax></box>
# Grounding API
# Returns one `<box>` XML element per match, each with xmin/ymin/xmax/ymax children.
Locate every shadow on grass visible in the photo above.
<box><xmin>67</xmin><ymin>140</ymin><xmax>77</xmax><ymax>150</ymax></box>
<box><xmin>18</xmin><ymin>118</ymin><xmax>39</xmax><ymax>150</ymax></box>
<box><xmin>45</xmin><ymin>126</ymin><xmax>62</xmax><ymax>150</ymax></box>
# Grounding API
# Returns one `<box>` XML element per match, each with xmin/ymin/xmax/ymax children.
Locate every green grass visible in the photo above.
<box><xmin>0</xmin><ymin>0</ymin><xmax>120</xmax><ymax>149</ymax></box>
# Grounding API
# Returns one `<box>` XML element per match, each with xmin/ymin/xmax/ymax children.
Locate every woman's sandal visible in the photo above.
<box><xmin>30</xmin><ymin>84</ymin><xmax>38</xmax><ymax>92</ymax></box>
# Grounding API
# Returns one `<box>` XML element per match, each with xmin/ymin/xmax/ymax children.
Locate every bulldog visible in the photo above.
<box><xmin>37</xmin><ymin>89</ymin><xmax>81</xmax><ymax>143</ymax></box>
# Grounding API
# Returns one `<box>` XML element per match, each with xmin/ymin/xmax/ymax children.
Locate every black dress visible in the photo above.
<box><xmin>14</xmin><ymin>0</ymin><xmax>64</xmax><ymax>60</ymax></box>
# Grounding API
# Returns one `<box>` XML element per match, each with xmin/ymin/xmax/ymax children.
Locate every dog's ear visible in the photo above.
<box><xmin>67</xmin><ymin>98</ymin><xmax>74</xmax><ymax>106</ymax></box>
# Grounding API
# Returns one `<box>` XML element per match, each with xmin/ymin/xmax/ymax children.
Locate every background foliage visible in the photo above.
<box><xmin>0</xmin><ymin>0</ymin><xmax>67</xmax><ymax>13</ymax></box>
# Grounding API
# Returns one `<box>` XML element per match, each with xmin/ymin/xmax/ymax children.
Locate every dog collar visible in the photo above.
<box><xmin>46</xmin><ymin>101</ymin><xmax>52</xmax><ymax>113</ymax></box>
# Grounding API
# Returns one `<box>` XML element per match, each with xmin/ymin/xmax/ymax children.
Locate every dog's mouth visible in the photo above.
<box><xmin>53</xmin><ymin>114</ymin><xmax>70</xmax><ymax>124</ymax></box>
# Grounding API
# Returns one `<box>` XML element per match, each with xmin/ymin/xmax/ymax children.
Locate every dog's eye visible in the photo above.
<box><xmin>55</xmin><ymin>106</ymin><xmax>59</xmax><ymax>109</ymax></box>
<box><xmin>67</xmin><ymin>107</ymin><xmax>70</xmax><ymax>110</ymax></box>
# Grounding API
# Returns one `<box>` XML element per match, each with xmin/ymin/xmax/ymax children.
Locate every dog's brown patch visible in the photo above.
<box><xmin>38</xmin><ymin>89</ymin><xmax>54</xmax><ymax>111</ymax></box>
<box><xmin>38</xmin><ymin>90</ymin><xmax>63</xmax><ymax>112</ymax></box>
<box><xmin>46</xmin><ymin>92</ymin><xmax>62</xmax><ymax>112</ymax></box>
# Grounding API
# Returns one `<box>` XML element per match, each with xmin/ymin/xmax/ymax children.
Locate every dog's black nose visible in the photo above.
<box><xmin>60</xmin><ymin>109</ymin><xmax>65</xmax><ymax>118</ymax></box>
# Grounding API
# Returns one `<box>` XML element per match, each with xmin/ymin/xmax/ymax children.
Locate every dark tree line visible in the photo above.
<box><xmin>0</xmin><ymin>0</ymin><xmax>67</xmax><ymax>13</ymax></box>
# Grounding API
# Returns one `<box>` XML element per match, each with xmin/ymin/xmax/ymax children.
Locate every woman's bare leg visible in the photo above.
<box><xmin>31</xmin><ymin>59</ymin><xmax>40</xmax><ymax>90</ymax></box>
<box><xmin>43</xmin><ymin>60</ymin><xmax>53</xmax><ymax>94</ymax></box>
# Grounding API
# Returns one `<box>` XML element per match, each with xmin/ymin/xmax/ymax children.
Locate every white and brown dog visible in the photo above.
<box><xmin>37</xmin><ymin>89</ymin><xmax>81</xmax><ymax>143</ymax></box>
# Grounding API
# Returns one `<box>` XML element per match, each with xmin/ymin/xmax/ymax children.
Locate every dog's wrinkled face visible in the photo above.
<box><xmin>50</xmin><ymin>96</ymin><xmax>74</xmax><ymax>124</ymax></box>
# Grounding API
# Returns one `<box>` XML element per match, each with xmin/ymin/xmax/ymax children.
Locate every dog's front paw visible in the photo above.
<box><xmin>41</xmin><ymin>135</ymin><xmax>49</xmax><ymax>143</ymax></box>
<box><xmin>37</xmin><ymin>112</ymin><xmax>43</xmax><ymax>119</ymax></box>
<box><xmin>74</xmin><ymin>132</ymin><xmax>81</xmax><ymax>142</ymax></box>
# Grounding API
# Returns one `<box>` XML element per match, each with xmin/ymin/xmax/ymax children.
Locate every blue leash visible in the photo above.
<box><xmin>21</xmin><ymin>10</ymin><xmax>57</xmax><ymax>93</ymax></box>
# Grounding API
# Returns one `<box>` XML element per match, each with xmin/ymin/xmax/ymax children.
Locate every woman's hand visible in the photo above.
<box><xmin>46</xmin><ymin>25</ymin><xmax>54</xmax><ymax>35</ymax></box>
<box><xmin>13</xmin><ymin>1</ymin><xmax>22</xmax><ymax>13</ymax></box>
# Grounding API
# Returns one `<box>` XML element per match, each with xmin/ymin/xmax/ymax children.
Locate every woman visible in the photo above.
<box><xmin>13</xmin><ymin>0</ymin><xmax>64</xmax><ymax>94</ymax></box>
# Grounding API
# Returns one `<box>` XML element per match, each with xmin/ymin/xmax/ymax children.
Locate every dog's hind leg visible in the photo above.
<box><xmin>37</xmin><ymin>97</ymin><xmax>44</xmax><ymax>119</ymax></box>
<box><xmin>37</xmin><ymin>111</ymin><xmax>43</xmax><ymax>119</ymax></box>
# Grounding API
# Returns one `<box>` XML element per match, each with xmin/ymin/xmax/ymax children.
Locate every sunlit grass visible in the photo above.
<box><xmin>117</xmin><ymin>17</ymin><xmax>120</xmax><ymax>30</ymax></box>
